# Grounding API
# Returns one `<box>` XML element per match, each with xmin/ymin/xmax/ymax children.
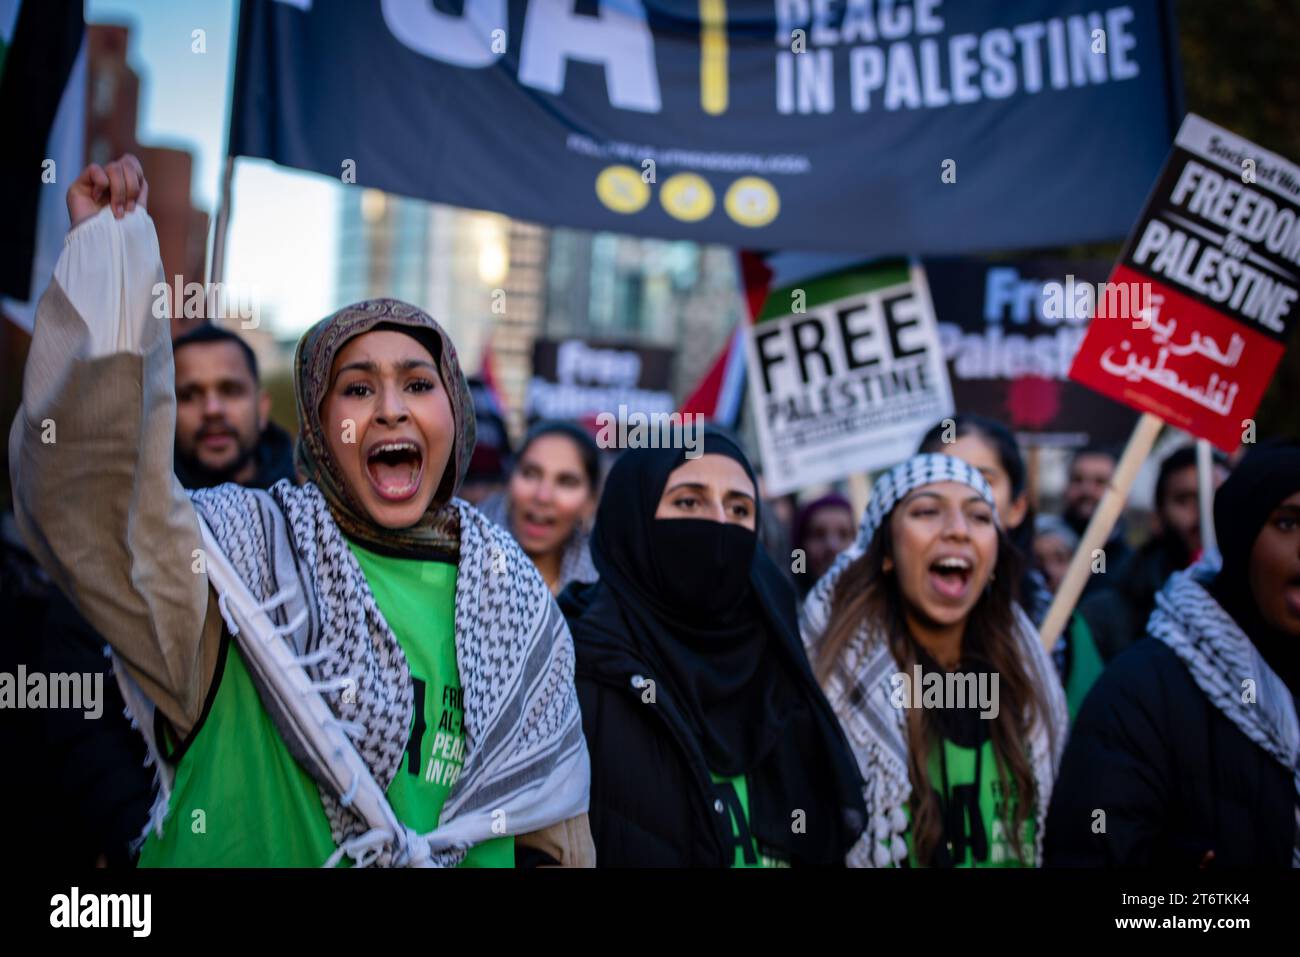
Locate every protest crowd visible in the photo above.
<box><xmin>0</xmin><ymin>2</ymin><xmax>1297</xmax><ymax>896</ymax></box>
<box><xmin>1</xmin><ymin>155</ymin><xmax>1296</xmax><ymax>871</ymax></box>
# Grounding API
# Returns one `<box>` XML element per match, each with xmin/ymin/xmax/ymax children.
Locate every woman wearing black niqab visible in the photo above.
<box><xmin>561</xmin><ymin>431</ymin><xmax>865</xmax><ymax>866</ymax></box>
<box><xmin>1045</xmin><ymin>440</ymin><xmax>1300</xmax><ymax>867</ymax></box>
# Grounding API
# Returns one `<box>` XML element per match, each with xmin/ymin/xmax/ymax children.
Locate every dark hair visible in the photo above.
<box><xmin>1069</xmin><ymin>443</ymin><xmax>1119</xmax><ymax>470</ymax></box>
<box><xmin>369</xmin><ymin>321</ymin><xmax>444</xmax><ymax>370</ymax></box>
<box><xmin>517</xmin><ymin>420</ymin><xmax>600</xmax><ymax>491</ymax></box>
<box><xmin>1154</xmin><ymin>445</ymin><xmax>1228</xmax><ymax>512</ymax></box>
<box><xmin>173</xmin><ymin>323</ymin><xmax>259</xmax><ymax>382</ymax></box>
<box><xmin>465</xmin><ymin>377</ymin><xmax>513</xmax><ymax>483</ymax></box>
<box><xmin>918</xmin><ymin>415</ymin><xmax>1026</xmax><ymax>499</ymax></box>
<box><xmin>917</xmin><ymin>414</ymin><xmax>1034</xmax><ymax>559</ymax></box>
<box><xmin>812</xmin><ymin>519</ymin><xmax>1046</xmax><ymax>867</ymax></box>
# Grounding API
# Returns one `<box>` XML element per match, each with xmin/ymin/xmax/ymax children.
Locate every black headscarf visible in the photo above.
<box><xmin>1209</xmin><ymin>440</ymin><xmax>1300</xmax><ymax>691</ymax></box>
<box><xmin>574</xmin><ymin>430</ymin><xmax>865</xmax><ymax>865</ymax></box>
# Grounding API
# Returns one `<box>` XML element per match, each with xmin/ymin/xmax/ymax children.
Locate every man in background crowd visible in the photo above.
<box><xmin>1077</xmin><ymin>445</ymin><xmax>1231</xmax><ymax>662</ymax></box>
<box><xmin>1062</xmin><ymin>445</ymin><xmax>1132</xmax><ymax>594</ymax></box>
<box><xmin>171</xmin><ymin>324</ymin><xmax>294</xmax><ymax>489</ymax></box>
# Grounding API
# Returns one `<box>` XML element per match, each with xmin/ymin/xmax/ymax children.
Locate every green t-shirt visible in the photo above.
<box><xmin>891</xmin><ymin>737</ymin><xmax>1035</xmax><ymax>868</ymax></box>
<box><xmin>1064</xmin><ymin>612</ymin><xmax>1106</xmax><ymax>721</ymax></box>
<box><xmin>709</xmin><ymin>772</ymin><xmax>789</xmax><ymax>868</ymax></box>
<box><xmin>138</xmin><ymin>542</ymin><xmax>512</xmax><ymax>867</ymax></box>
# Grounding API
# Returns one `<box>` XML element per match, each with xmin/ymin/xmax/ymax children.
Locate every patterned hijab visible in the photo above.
<box><xmin>293</xmin><ymin>298</ymin><xmax>476</xmax><ymax>557</ymax></box>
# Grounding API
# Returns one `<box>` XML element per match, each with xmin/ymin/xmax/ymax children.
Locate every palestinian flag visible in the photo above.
<box><xmin>680</xmin><ymin>320</ymin><xmax>748</xmax><ymax>426</ymax></box>
<box><xmin>678</xmin><ymin>252</ymin><xmax>772</xmax><ymax>426</ymax></box>
<box><xmin>0</xmin><ymin>0</ymin><xmax>85</xmax><ymax>332</ymax></box>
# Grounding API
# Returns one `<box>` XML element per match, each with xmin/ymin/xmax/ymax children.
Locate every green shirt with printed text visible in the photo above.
<box><xmin>888</xmin><ymin>737</ymin><xmax>1035</xmax><ymax>868</ymax></box>
<box><xmin>710</xmin><ymin>772</ymin><xmax>789</xmax><ymax>868</ymax></box>
<box><xmin>138</xmin><ymin>543</ymin><xmax>512</xmax><ymax>867</ymax></box>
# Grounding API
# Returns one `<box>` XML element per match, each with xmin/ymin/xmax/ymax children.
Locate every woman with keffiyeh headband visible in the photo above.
<box><xmin>9</xmin><ymin>158</ymin><xmax>593</xmax><ymax>867</ymax></box>
<box><xmin>801</xmin><ymin>454</ymin><xmax>1068</xmax><ymax>868</ymax></box>
<box><xmin>1046</xmin><ymin>441</ymin><xmax>1300</xmax><ymax>868</ymax></box>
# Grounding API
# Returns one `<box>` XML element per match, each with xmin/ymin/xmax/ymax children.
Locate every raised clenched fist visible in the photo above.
<box><xmin>66</xmin><ymin>153</ymin><xmax>148</xmax><ymax>229</ymax></box>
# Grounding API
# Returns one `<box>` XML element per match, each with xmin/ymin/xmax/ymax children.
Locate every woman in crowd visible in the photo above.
<box><xmin>802</xmin><ymin>454</ymin><xmax>1068</xmax><ymax>867</ymax></box>
<box><xmin>791</xmin><ymin>493</ymin><xmax>856</xmax><ymax>598</ymax></box>
<box><xmin>917</xmin><ymin>415</ymin><xmax>1103</xmax><ymax>714</ymax></box>
<box><xmin>10</xmin><ymin>156</ymin><xmax>592</xmax><ymax>867</ymax></box>
<box><xmin>917</xmin><ymin>416</ymin><xmax>1047</xmax><ymax>623</ymax></box>
<box><xmin>1046</xmin><ymin>442</ymin><xmax>1300</xmax><ymax>867</ymax></box>
<box><xmin>561</xmin><ymin>432</ymin><xmax>866</xmax><ymax>866</ymax></box>
<box><xmin>1032</xmin><ymin>515</ymin><xmax>1078</xmax><ymax>595</ymax></box>
<box><xmin>480</xmin><ymin>420</ymin><xmax>599</xmax><ymax>595</ymax></box>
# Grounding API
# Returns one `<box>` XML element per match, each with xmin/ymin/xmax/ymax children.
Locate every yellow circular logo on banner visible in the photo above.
<box><xmin>725</xmin><ymin>176</ymin><xmax>780</xmax><ymax>228</ymax></box>
<box><xmin>659</xmin><ymin>173</ymin><xmax>715</xmax><ymax>222</ymax></box>
<box><xmin>596</xmin><ymin>165</ymin><xmax>651</xmax><ymax>214</ymax></box>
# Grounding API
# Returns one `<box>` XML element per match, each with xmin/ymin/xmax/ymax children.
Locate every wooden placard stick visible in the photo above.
<box><xmin>1038</xmin><ymin>412</ymin><xmax>1164</xmax><ymax>651</ymax></box>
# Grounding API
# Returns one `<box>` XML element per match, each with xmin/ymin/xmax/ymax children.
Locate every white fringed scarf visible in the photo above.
<box><xmin>118</xmin><ymin>479</ymin><xmax>589</xmax><ymax>866</ymax></box>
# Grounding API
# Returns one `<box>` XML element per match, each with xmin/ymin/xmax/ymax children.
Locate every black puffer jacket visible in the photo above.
<box><xmin>575</xmin><ymin>624</ymin><xmax>744</xmax><ymax>867</ymax></box>
<box><xmin>1044</xmin><ymin>638</ymin><xmax>1295</xmax><ymax>867</ymax></box>
<box><xmin>564</xmin><ymin>581</ymin><xmax>862</xmax><ymax>867</ymax></box>
<box><xmin>1076</xmin><ymin>534</ymin><xmax>1187</xmax><ymax>662</ymax></box>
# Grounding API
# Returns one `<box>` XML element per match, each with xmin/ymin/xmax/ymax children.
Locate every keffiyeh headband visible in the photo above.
<box><xmin>854</xmin><ymin>452</ymin><xmax>999</xmax><ymax>550</ymax></box>
<box><xmin>805</xmin><ymin>452</ymin><xmax>1000</xmax><ymax>643</ymax></box>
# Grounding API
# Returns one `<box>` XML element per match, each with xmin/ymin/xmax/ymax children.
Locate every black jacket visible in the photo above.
<box><xmin>38</xmin><ymin>593</ymin><xmax>153</xmax><ymax>866</ymax></box>
<box><xmin>575</xmin><ymin>622</ymin><xmax>748</xmax><ymax>866</ymax></box>
<box><xmin>564</xmin><ymin>581</ymin><xmax>860</xmax><ymax>867</ymax></box>
<box><xmin>1044</xmin><ymin>638</ymin><xmax>1296</xmax><ymax>867</ymax></box>
<box><xmin>1077</xmin><ymin>521</ymin><xmax>1133</xmax><ymax>598</ymax></box>
<box><xmin>1077</xmin><ymin>534</ymin><xmax>1187</xmax><ymax>662</ymax></box>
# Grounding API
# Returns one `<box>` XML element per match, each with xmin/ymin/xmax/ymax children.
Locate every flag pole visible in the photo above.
<box><xmin>209</xmin><ymin>155</ymin><xmax>235</xmax><ymax>286</ymax></box>
<box><xmin>1196</xmin><ymin>438</ymin><xmax>1219</xmax><ymax>559</ymax></box>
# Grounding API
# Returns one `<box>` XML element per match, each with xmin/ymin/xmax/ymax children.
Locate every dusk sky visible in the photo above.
<box><xmin>88</xmin><ymin>0</ymin><xmax>341</xmax><ymax>334</ymax></box>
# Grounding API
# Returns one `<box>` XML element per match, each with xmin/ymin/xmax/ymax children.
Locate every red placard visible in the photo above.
<box><xmin>1069</xmin><ymin>115</ymin><xmax>1300</xmax><ymax>452</ymax></box>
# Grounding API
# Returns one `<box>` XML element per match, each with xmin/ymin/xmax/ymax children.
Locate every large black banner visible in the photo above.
<box><xmin>230</xmin><ymin>0</ymin><xmax>1182</xmax><ymax>254</ymax></box>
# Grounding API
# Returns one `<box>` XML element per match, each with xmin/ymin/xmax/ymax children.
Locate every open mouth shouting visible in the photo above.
<box><xmin>365</xmin><ymin>439</ymin><xmax>425</xmax><ymax>502</ymax></box>
<box><xmin>928</xmin><ymin>553</ymin><xmax>975</xmax><ymax>602</ymax></box>
<box><xmin>517</xmin><ymin>508</ymin><xmax>558</xmax><ymax>542</ymax></box>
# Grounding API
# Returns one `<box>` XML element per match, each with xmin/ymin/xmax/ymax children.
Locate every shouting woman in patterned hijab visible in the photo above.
<box><xmin>10</xmin><ymin>156</ymin><xmax>593</xmax><ymax>868</ymax></box>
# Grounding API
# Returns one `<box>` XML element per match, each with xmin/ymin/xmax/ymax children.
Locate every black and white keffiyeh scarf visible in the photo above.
<box><xmin>800</xmin><ymin>454</ymin><xmax>1068</xmax><ymax>867</ymax></box>
<box><xmin>121</xmin><ymin>479</ymin><xmax>589</xmax><ymax>866</ymax></box>
<box><xmin>1148</xmin><ymin>559</ymin><xmax>1300</xmax><ymax>867</ymax></box>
